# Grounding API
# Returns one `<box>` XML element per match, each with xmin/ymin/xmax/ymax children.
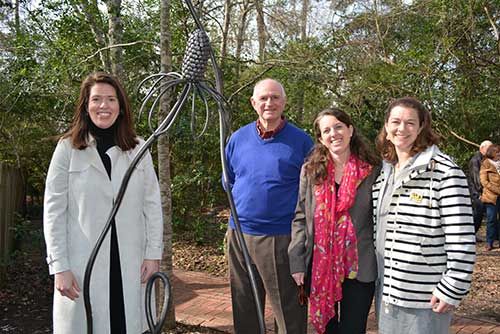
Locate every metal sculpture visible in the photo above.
<box><xmin>83</xmin><ymin>0</ymin><xmax>265</xmax><ymax>333</ymax></box>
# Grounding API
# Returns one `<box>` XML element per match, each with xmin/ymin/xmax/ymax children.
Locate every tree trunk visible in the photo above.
<box><xmin>78</xmin><ymin>0</ymin><xmax>111</xmax><ymax>72</ymax></box>
<box><xmin>14</xmin><ymin>0</ymin><xmax>20</xmax><ymax>34</ymax></box>
<box><xmin>372</xmin><ymin>0</ymin><xmax>388</xmax><ymax>61</ymax></box>
<box><xmin>106</xmin><ymin>0</ymin><xmax>124</xmax><ymax>80</ymax></box>
<box><xmin>254</xmin><ymin>0</ymin><xmax>266</xmax><ymax>62</ymax></box>
<box><xmin>235</xmin><ymin>0</ymin><xmax>252</xmax><ymax>76</ymax></box>
<box><xmin>295</xmin><ymin>0</ymin><xmax>309</xmax><ymax>123</ymax></box>
<box><xmin>158</xmin><ymin>0</ymin><xmax>175</xmax><ymax>329</ymax></box>
<box><xmin>220</xmin><ymin>0</ymin><xmax>233</xmax><ymax>67</ymax></box>
<box><xmin>300</xmin><ymin>0</ymin><xmax>308</xmax><ymax>41</ymax></box>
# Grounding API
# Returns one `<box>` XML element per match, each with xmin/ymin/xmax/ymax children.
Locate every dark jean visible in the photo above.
<box><xmin>325</xmin><ymin>278</ymin><xmax>375</xmax><ymax>334</ymax></box>
<box><xmin>485</xmin><ymin>198</ymin><xmax>500</xmax><ymax>246</ymax></box>
<box><xmin>472</xmin><ymin>196</ymin><xmax>485</xmax><ymax>233</ymax></box>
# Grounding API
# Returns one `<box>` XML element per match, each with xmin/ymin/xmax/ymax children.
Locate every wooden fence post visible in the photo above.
<box><xmin>0</xmin><ymin>163</ymin><xmax>24</xmax><ymax>286</ymax></box>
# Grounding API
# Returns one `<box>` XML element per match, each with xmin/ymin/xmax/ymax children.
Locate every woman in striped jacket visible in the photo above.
<box><xmin>372</xmin><ymin>97</ymin><xmax>475</xmax><ymax>334</ymax></box>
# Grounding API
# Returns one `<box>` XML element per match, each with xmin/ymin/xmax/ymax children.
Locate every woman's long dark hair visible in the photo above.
<box><xmin>62</xmin><ymin>72</ymin><xmax>138</xmax><ymax>151</ymax></box>
<box><xmin>376</xmin><ymin>97</ymin><xmax>440</xmax><ymax>164</ymax></box>
<box><xmin>304</xmin><ymin>108</ymin><xmax>379</xmax><ymax>184</ymax></box>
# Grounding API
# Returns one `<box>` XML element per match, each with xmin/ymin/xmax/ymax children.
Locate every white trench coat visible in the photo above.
<box><xmin>43</xmin><ymin>136</ymin><xmax>163</xmax><ymax>334</ymax></box>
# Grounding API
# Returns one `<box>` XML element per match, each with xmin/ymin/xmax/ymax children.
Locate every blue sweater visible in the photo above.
<box><xmin>224</xmin><ymin>121</ymin><xmax>313</xmax><ymax>235</ymax></box>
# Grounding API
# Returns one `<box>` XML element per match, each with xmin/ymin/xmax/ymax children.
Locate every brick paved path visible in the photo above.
<box><xmin>172</xmin><ymin>269</ymin><xmax>500</xmax><ymax>334</ymax></box>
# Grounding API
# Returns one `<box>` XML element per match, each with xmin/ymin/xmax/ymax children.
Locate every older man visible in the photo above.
<box><xmin>469</xmin><ymin>140</ymin><xmax>493</xmax><ymax>233</ymax></box>
<box><xmin>224</xmin><ymin>79</ymin><xmax>313</xmax><ymax>333</ymax></box>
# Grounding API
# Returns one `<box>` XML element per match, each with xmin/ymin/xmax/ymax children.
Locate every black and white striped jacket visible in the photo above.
<box><xmin>372</xmin><ymin>145</ymin><xmax>475</xmax><ymax>308</ymax></box>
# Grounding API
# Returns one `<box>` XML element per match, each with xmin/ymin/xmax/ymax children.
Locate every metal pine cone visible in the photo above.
<box><xmin>182</xmin><ymin>29</ymin><xmax>210</xmax><ymax>81</ymax></box>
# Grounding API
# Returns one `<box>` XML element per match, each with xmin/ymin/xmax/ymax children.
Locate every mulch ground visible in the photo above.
<box><xmin>1</xmin><ymin>223</ymin><xmax>498</xmax><ymax>333</ymax></box>
<box><xmin>172</xmin><ymin>225</ymin><xmax>500</xmax><ymax>324</ymax></box>
<box><xmin>456</xmin><ymin>235</ymin><xmax>500</xmax><ymax>322</ymax></box>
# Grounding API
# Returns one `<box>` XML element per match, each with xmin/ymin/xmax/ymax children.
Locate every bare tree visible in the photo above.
<box><xmin>254</xmin><ymin>0</ymin><xmax>266</xmax><ymax>61</ymax></box>
<box><xmin>220</xmin><ymin>0</ymin><xmax>233</xmax><ymax>66</ymax></box>
<box><xmin>14</xmin><ymin>0</ymin><xmax>20</xmax><ymax>33</ymax></box>
<box><xmin>105</xmin><ymin>0</ymin><xmax>124</xmax><ymax>80</ymax></box>
<box><xmin>300</xmin><ymin>0</ymin><xmax>308</xmax><ymax>41</ymax></box>
<box><xmin>158</xmin><ymin>0</ymin><xmax>175</xmax><ymax>329</ymax></box>
<box><xmin>295</xmin><ymin>0</ymin><xmax>309</xmax><ymax>122</ymax></box>
<box><xmin>73</xmin><ymin>0</ymin><xmax>124</xmax><ymax>77</ymax></box>
<box><xmin>235</xmin><ymin>0</ymin><xmax>253</xmax><ymax>76</ymax></box>
<box><xmin>372</xmin><ymin>0</ymin><xmax>389</xmax><ymax>63</ymax></box>
<box><xmin>75</xmin><ymin>0</ymin><xmax>111</xmax><ymax>72</ymax></box>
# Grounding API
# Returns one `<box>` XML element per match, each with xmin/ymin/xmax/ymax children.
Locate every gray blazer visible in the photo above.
<box><xmin>288</xmin><ymin>164</ymin><xmax>380</xmax><ymax>284</ymax></box>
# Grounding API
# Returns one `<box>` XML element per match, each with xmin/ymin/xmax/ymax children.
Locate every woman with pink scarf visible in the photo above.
<box><xmin>288</xmin><ymin>108</ymin><xmax>380</xmax><ymax>333</ymax></box>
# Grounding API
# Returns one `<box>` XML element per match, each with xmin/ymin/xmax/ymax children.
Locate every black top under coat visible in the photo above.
<box><xmin>89</xmin><ymin>121</ymin><xmax>116</xmax><ymax>179</ymax></box>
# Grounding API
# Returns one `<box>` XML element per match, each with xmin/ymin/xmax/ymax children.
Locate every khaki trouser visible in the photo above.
<box><xmin>227</xmin><ymin>229</ymin><xmax>307</xmax><ymax>334</ymax></box>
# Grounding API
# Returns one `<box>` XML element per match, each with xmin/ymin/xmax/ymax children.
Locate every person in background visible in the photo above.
<box><xmin>479</xmin><ymin>144</ymin><xmax>500</xmax><ymax>251</ymax></box>
<box><xmin>224</xmin><ymin>78</ymin><xmax>313</xmax><ymax>334</ymax></box>
<box><xmin>43</xmin><ymin>72</ymin><xmax>163</xmax><ymax>333</ymax></box>
<box><xmin>373</xmin><ymin>97</ymin><xmax>475</xmax><ymax>334</ymax></box>
<box><xmin>288</xmin><ymin>108</ymin><xmax>380</xmax><ymax>333</ymax></box>
<box><xmin>468</xmin><ymin>140</ymin><xmax>493</xmax><ymax>235</ymax></box>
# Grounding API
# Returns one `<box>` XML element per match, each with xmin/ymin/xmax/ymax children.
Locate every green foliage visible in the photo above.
<box><xmin>9</xmin><ymin>214</ymin><xmax>44</xmax><ymax>253</ymax></box>
<box><xmin>167</xmin><ymin>107</ymin><xmax>227</xmax><ymax>235</ymax></box>
<box><xmin>1</xmin><ymin>0</ymin><xmax>499</xmax><ymax>240</ymax></box>
<box><xmin>315</xmin><ymin>0</ymin><xmax>500</xmax><ymax>166</ymax></box>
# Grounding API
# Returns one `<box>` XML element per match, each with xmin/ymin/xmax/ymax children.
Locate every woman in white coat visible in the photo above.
<box><xmin>43</xmin><ymin>72</ymin><xmax>163</xmax><ymax>333</ymax></box>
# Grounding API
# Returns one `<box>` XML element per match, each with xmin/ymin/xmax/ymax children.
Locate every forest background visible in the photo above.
<box><xmin>0</xmin><ymin>0</ymin><xmax>499</xmax><ymax>330</ymax></box>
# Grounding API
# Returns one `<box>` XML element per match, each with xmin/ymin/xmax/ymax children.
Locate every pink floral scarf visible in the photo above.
<box><xmin>309</xmin><ymin>154</ymin><xmax>372</xmax><ymax>333</ymax></box>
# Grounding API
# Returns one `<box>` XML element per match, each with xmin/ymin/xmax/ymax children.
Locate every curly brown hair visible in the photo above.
<box><xmin>376</xmin><ymin>97</ymin><xmax>440</xmax><ymax>164</ymax></box>
<box><xmin>62</xmin><ymin>72</ymin><xmax>138</xmax><ymax>151</ymax></box>
<box><xmin>304</xmin><ymin>108</ymin><xmax>380</xmax><ymax>184</ymax></box>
